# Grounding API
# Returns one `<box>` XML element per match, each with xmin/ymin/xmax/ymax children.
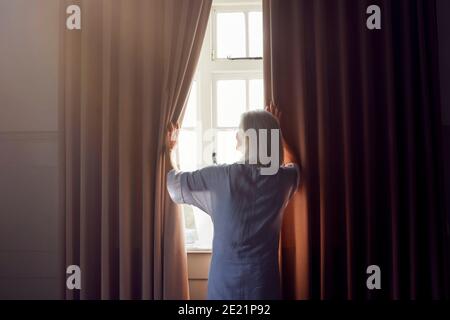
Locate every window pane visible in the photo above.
<box><xmin>182</xmin><ymin>81</ymin><xmax>197</xmax><ymax>128</ymax></box>
<box><xmin>183</xmin><ymin>205</ymin><xmax>198</xmax><ymax>246</ymax></box>
<box><xmin>249</xmin><ymin>11</ymin><xmax>263</xmax><ymax>57</ymax></box>
<box><xmin>217</xmin><ymin>130</ymin><xmax>242</xmax><ymax>164</ymax></box>
<box><xmin>216</xmin><ymin>80</ymin><xmax>246</xmax><ymax>127</ymax></box>
<box><xmin>178</xmin><ymin>129</ymin><xmax>197</xmax><ymax>171</ymax></box>
<box><xmin>193</xmin><ymin>207</ymin><xmax>213</xmax><ymax>249</ymax></box>
<box><xmin>216</xmin><ymin>12</ymin><xmax>246</xmax><ymax>58</ymax></box>
<box><xmin>249</xmin><ymin>79</ymin><xmax>264</xmax><ymax>110</ymax></box>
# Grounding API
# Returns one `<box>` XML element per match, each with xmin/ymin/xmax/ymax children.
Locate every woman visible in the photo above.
<box><xmin>166</xmin><ymin>103</ymin><xmax>300</xmax><ymax>300</ymax></box>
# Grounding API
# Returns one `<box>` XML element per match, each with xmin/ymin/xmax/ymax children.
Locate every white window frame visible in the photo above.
<box><xmin>181</xmin><ymin>0</ymin><xmax>263</xmax><ymax>251</ymax></box>
<box><xmin>211</xmin><ymin>4</ymin><xmax>263</xmax><ymax>60</ymax></box>
<box><xmin>212</xmin><ymin>72</ymin><xmax>264</xmax><ymax>130</ymax></box>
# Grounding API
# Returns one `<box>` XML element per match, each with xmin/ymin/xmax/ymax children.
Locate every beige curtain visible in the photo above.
<box><xmin>59</xmin><ymin>0</ymin><xmax>212</xmax><ymax>299</ymax></box>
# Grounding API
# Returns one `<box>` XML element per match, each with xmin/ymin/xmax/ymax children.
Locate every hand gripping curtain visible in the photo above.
<box><xmin>59</xmin><ymin>0</ymin><xmax>212</xmax><ymax>299</ymax></box>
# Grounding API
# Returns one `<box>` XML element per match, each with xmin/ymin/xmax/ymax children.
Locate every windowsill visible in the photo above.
<box><xmin>186</xmin><ymin>247</ymin><xmax>212</xmax><ymax>254</ymax></box>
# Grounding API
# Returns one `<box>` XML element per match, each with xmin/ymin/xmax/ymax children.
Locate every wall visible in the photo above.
<box><xmin>0</xmin><ymin>0</ymin><xmax>61</xmax><ymax>299</ymax></box>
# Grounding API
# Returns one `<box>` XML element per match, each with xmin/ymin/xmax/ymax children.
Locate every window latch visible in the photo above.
<box><xmin>226</xmin><ymin>56</ymin><xmax>263</xmax><ymax>60</ymax></box>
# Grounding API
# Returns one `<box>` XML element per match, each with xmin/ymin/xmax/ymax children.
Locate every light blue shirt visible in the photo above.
<box><xmin>167</xmin><ymin>163</ymin><xmax>300</xmax><ymax>300</ymax></box>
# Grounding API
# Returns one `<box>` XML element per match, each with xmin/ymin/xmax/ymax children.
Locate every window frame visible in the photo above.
<box><xmin>181</xmin><ymin>0</ymin><xmax>264</xmax><ymax>252</ymax></box>
<box><xmin>212</xmin><ymin>72</ymin><xmax>264</xmax><ymax>130</ymax></box>
<box><xmin>211</xmin><ymin>4</ymin><xmax>264</xmax><ymax>60</ymax></box>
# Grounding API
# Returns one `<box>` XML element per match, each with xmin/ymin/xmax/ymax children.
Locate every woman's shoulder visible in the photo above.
<box><xmin>280</xmin><ymin>163</ymin><xmax>301</xmax><ymax>189</ymax></box>
<box><xmin>184</xmin><ymin>163</ymin><xmax>247</xmax><ymax>177</ymax></box>
<box><xmin>229</xmin><ymin>162</ymin><xmax>298</xmax><ymax>173</ymax></box>
<box><xmin>194</xmin><ymin>163</ymin><xmax>237</xmax><ymax>178</ymax></box>
<box><xmin>208</xmin><ymin>162</ymin><xmax>299</xmax><ymax>178</ymax></box>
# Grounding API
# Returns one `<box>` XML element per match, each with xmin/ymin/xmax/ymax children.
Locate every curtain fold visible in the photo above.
<box><xmin>264</xmin><ymin>0</ymin><xmax>449</xmax><ymax>299</ymax></box>
<box><xmin>60</xmin><ymin>0</ymin><xmax>212</xmax><ymax>300</ymax></box>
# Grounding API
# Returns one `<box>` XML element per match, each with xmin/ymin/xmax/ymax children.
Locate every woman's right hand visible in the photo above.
<box><xmin>265</xmin><ymin>102</ymin><xmax>298</xmax><ymax>164</ymax></box>
<box><xmin>166</xmin><ymin>122</ymin><xmax>180</xmax><ymax>153</ymax></box>
<box><xmin>265</xmin><ymin>101</ymin><xmax>282</xmax><ymax>122</ymax></box>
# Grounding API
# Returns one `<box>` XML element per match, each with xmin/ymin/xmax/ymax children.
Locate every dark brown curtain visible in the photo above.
<box><xmin>59</xmin><ymin>0</ymin><xmax>212</xmax><ymax>299</ymax></box>
<box><xmin>264</xmin><ymin>0</ymin><xmax>450</xmax><ymax>299</ymax></box>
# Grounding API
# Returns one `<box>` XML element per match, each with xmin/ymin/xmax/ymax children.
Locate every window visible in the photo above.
<box><xmin>213</xmin><ymin>75</ymin><xmax>264</xmax><ymax>164</ymax></box>
<box><xmin>214</xmin><ymin>7</ymin><xmax>263</xmax><ymax>59</ymax></box>
<box><xmin>177</xmin><ymin>0</ymin><xmax>264</xmax><ymax>251</ymax></box>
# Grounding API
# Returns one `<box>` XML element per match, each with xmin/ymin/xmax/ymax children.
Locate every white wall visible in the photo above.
<box><xmin>0</xmin><ymin>0</ymin><xmax>61</xmax><ymax>299</ymax></box>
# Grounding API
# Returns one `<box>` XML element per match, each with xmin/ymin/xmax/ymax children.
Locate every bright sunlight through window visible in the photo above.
<box><xmin>177</xmin><ymin>0</ymin><xmax>264</xmax><ymax>250</ymax></box>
